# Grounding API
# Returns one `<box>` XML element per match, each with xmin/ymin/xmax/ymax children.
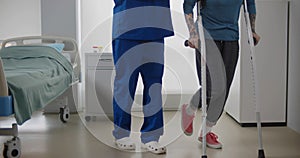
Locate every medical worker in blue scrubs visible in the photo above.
<box><xmin>181</xmin><ymin>0</ymin><xmax>260</xmax><ymax>149</ymax></box>
<box><xmin>112</xmin><ymin>0</ymin><xmax>174</xmax><ymax>154</ymax></box>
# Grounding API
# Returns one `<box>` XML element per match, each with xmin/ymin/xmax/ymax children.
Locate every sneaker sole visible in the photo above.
<box><xmin>207</xmin><ymin>143</ymin><xmax>222</xmax><ymax>149</ymax></box>
<box><xmin>198</xmin><ymin>138</ymin><xmax>222</xmax><ymax>149</ymax></box>
<box><xmin>183</xmin><ymin>131</ymin><xmax>193</xmax><ymax>136</ymax></box>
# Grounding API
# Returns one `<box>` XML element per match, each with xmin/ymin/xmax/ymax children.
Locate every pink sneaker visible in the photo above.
<box><xmin>181</xmin><ymin>104</ymin><xmax>195</xmax><ymax>136</ymax></box>
<box><xmin>198</xmin><ymin>132</ymin><xmax>222</xmax><ymax>149</ymax></box>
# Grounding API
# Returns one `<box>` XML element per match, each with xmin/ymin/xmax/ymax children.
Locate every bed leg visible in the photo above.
<box><xmin>0</xmin><ymin>124</ymin><xmax>18</xmax><ymax>137</ymax></box>
<box><xmin>1</xmin><ymin>124</ymin><xmax>21</xmax><ymax>158</ymax></box>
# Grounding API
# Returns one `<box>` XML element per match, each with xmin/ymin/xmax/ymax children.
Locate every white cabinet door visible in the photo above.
<box><xmin>85</xmin><ymin>53</ymin><xmax>114</xmax><ymax>121</ymax></box>
<box><xmin>94</xmin><ymin>69</ymin><xmax>114</xmax><ymax>116</ymax></box>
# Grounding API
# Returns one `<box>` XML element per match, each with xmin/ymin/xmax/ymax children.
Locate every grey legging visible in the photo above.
<box><xmin>190</xmin><ymin>40</ymin><xmax>239</xmax><ymax>126</ymax></box>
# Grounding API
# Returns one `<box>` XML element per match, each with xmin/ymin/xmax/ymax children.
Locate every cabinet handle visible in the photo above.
<box><xmin>99</xmin><ymin>59</ymin><xmax>112</xmax><ymax>62</ymax></box>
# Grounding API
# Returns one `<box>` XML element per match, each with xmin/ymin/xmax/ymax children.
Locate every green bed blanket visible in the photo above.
<box><xmin>0</xmin><ymin>45</ymin><xmax>73</xmax><ymax>125</ymax></box>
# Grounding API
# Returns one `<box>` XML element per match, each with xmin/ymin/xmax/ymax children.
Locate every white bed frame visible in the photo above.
<box><xmin>0</xmin><ymin>36</ymin><xmax>81</xmax><ymax>158</ymax></box>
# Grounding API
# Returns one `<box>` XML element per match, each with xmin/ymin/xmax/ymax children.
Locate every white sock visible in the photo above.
<box><xmin>200</xmin><ymin>123</ymin><xmax>212</xmax><ymax>137</ymax></box>
<box><xmin>186</xmin><ymin>105</ymin><xmax>196</xmax><ymax>116</ymax></box>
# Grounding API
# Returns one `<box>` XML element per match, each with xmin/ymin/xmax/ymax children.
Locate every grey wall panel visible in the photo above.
<box><xmin>41</xmin><ymin>0</ymin><xmax>77</xmax><ymax>40</ymax></box>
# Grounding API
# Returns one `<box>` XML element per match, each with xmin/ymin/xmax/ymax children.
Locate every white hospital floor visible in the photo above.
<box><xmin>0</xmin><ymin>110</ymin><xmax>300</xmax><ymax>158</ymax></box>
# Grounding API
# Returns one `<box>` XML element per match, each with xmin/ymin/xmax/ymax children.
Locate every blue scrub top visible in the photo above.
<box><xmin>113</xmin><ymin>0</ymin><xmax>174</xmax><ymax>40</ymax></box>
<box><xmin>183</xmin><ymin>0</ymin><xmax>256</xmax><ymax>41</ymax></box>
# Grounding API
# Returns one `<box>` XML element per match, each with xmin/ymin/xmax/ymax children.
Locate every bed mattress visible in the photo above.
<box><xmin>0</xmin><ymin>45</ymin><xmax>73</xmax><ymax>125</ymax></box>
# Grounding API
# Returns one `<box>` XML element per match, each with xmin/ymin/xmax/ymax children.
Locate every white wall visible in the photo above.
<box><xmin>0</xmin><ymin>0</ymin><xmax>41</xmax><ymax>40</ymax></box>
<box><xmin>288</xmin><ymin>0</ymin><xmax>300</xmax><ymax>134</ymax></box>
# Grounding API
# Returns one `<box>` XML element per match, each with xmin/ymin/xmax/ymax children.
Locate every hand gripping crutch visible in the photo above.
<box><xmin>184</xmin><ymin>0</ymin><xmax>208</xmax><ymax>157</ymax></box>
<box><xmin>243</xmin><ymin>1</ymin><xmax>265</xmax><ymax>158</ymax></box>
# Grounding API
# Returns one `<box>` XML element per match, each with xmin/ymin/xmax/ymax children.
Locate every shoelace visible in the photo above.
<box><xmin>208</xmin><ymin>132</ymin><xmax>219</xmax><ymax>143</ymax></box>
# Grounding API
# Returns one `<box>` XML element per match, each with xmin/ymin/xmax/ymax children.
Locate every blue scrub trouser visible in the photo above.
<box><xmin>112</xmin><ymin>39</ymin><xmax>165</xmax><ymax>144</ymax></box>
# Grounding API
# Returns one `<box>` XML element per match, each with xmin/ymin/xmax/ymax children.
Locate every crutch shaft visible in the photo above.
<box><xmin>184</xmin><ymin>1</ymin><xmax>208</xmax><ymax>157</ymax></box>
<box><xmin>243</xmin><ymin>0</ymin><xmax>265</xmax><ymax>157</ymax></box>
<box><xmin>256</xmin><ymin>112</ymin><xmax>263</xmax><ymax>150</ymax></box>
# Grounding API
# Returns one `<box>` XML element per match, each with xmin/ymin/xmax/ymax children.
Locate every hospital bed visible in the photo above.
<box><xmin>0</xmin><ymin>36</ymin><xmax>81</xmax><ymax>158</ymax></box>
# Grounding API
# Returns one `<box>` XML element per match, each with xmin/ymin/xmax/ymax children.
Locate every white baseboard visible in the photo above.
<box><xmin>131</xmin><ymin>92</ymin><xmax>193</xmax><ymax>111</ymax></box>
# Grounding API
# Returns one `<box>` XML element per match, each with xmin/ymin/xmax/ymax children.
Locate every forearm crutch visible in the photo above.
<box><xmin>197</xmin><ymin>1</ymin><xmax>208</xmax><ymax>158</ymax></box>
<box><xmin>243</xmin><ymin>1</ymin><xmax>265</xmax><ymax>158</ymax></box>
<box><xmin>185</xmin><ymin>0</ymin><xmax>208</xmax><ymax>157</ymax></box>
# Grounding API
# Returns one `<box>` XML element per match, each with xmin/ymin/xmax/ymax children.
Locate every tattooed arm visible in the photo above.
<box><xmin>183</xmin><ymin>0</ymin><xmax>199</xmax><ymax>48</ymax></box>
<box><xmin>249</xmin><ymin>14</ymin><xmax>261</xmax><ymax>45</ymax></box>
<box><xmin>184</xmin><ymin>13</ymin><xmax>199</xmax><ymax>48</ymax></box>
<box><xmin>249</xmin><ymin>14</ymin><xmax>256</xmax><ymax>33</ymax></box>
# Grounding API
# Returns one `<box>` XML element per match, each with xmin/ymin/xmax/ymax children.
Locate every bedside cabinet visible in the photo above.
<box><xmin>85</xmin><ymin>52</ymin><xmax>114</xmax><ymax>121</ymax></box>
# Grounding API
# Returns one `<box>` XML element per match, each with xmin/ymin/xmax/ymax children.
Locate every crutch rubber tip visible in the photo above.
<box><xmin>258</xmin><ymin>149</ymin><xmax>265</xmax><ymax>158</ymax></box>
<box><xmin>201</xmin><ymin>156</ymin><xmax>208</xmax><ymax>158</ymax></box>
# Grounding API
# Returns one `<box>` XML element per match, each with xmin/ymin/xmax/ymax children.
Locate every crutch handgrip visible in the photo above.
<box><xmin>184</xmin><ymin>40</ymin><xmax>190</xmax><ymax>47</ymax></box>
<box><xmin>249</xmin><ymin>37</ymin><xmax>257</xmax><ymax>45</ymax></box>
<box><xmin>184</xmin><ymin>40</ymin><xmax>201</xmax><ymax>53</ymax></box>
<box><xmin>253</xmin><ymin>37</ymin><xmax>257</xmax><ymax>45</ymax></box>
